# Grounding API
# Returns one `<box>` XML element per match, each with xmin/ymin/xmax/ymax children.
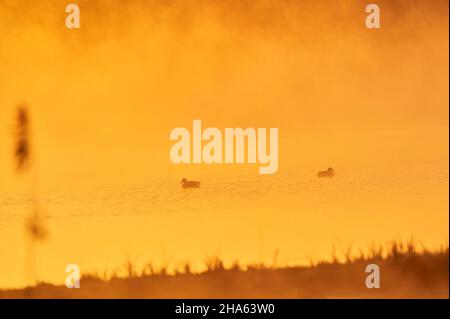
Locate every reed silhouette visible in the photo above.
<box><xmin>12</xmin><ymin>105</ymin><xmax>48</xmax><ymax>290</ymax></box>
<box><xmin>0</xmin><ymin>239</ymin><xmax>447</xmax><ymax>298</ymax></box>
<box><xmin>14</xmin><ymin>106</ymin><xmax>30</xmax><ymax>172</ymax></box>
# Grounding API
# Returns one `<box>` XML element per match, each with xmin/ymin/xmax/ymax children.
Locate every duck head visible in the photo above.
<box><xmin>181</xmin><ymin>178</ymin><xmax>187</xmax><ymax>184</ymax></box>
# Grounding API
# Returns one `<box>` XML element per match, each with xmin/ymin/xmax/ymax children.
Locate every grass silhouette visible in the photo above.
<box><xmin>1</xmin><ymin>239</ymin><xmax>447</xmax><ymax>298</ymax></box>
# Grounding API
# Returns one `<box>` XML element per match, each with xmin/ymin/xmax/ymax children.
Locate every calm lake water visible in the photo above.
<box><xmin>1</xmin><ymin>162</ymin><xmax>448</xmax><ymax>288</ymax></box>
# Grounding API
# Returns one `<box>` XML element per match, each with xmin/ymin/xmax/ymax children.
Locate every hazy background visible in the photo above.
<box><xmin>0</xmin><ymin>0</ymin><xmax>448</xmax><ymax>288</ymax></box>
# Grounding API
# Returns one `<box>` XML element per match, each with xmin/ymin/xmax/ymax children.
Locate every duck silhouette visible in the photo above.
<box><xmin>317</xmin><ymin>167</ymin><xmax>335</xmax><ymax>177</ymax></box>
<box><xmin>181</xmin><ymin>178</ymin><xmax>200</xmax><ymax>188</ymax></box>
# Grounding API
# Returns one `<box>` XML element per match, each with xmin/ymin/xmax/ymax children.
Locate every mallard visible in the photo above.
<box><xmin>317</xmin><ymin>167</ymin><xmax>335</xmax><ymax>177</ymax></box>
<box><xmin>181</xmin><ymin>178</ymin><xmax>200</xmax><ymax>188</ymax></box>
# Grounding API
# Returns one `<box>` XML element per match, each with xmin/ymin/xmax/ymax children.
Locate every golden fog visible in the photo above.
<box><xmin>0</xmin><ymin>0</ymin><xmax>448</xmax><ymax>287</ymax></box>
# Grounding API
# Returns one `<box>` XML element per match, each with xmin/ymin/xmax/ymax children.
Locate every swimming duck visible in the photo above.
<box><xmin>317</xmin><ymin>167</ymin><xmax>335</xmax><ymax>177</ymax></box>
<box><xmin>181</xmin><ymin>178</ymin><xmax>200</xmax><ymax>188</ymax></box>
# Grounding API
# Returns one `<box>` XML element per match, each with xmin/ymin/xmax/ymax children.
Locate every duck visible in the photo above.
<box><xmin>181</xmin><ymin>178</ymin><xmax>200</xmax><ymax>188</ymax></box>
<box><xmin>317</xmin><ymin>167</ymin><xmax>335</xmax><ymax>177</ymax></box>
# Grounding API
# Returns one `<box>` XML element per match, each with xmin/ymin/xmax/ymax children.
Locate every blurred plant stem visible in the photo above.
<box><xmin>13</xmin><ymin>104</ymin><xmax>48</xmax><ymax>289</ymax></box>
